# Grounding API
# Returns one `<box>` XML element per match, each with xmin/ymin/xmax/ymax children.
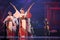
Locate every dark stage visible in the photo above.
<box><xmin>0</xmin><ymin>0</ymin><xmax>60</xmax><ymax>40</ymax></box>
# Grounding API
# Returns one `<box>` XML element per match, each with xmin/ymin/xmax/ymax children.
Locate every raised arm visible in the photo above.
<box><xmin>27</xmin><ymin>2</ymin><xmax>35</xmax><ymax>12</ymax></box>
<box><xmin>10</xmin><ymin>3</ymin><xmax>18</xmax><ymax>11</ymax></box>
<box><xmin>25</xmin><ymin>3</ymin><xmax>35</xmax><ymax>16</ymax></box>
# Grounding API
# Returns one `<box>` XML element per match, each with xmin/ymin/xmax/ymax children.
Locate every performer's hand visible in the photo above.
<box><xmin>27</xmin><ymin>2</ymin><xmax>35</xmax><ymax>12</ymax></box>
<box><xmin>10</xmin><ymin>2</ymin><xmax>14</xmax><ymax>7</ymax></box>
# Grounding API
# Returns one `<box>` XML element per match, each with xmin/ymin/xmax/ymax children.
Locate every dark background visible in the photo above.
<box><xmin>0</xmin><ymin>0</ymin><xmax>60</xmax><ymax>39</ymax></box>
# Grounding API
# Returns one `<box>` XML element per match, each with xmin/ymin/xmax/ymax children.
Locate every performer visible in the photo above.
<box><xmin>13</xmin><ymin>15</ymin><xmax>19</xmax><ymax>32</ymax></box>
<box><xmin>3</xmin><ymin>11</ymin><xmax>16</xmax><ymax>40</ymax></box>
<box><xmin>19</xmin><ymin>3</ymin><xmax>34</xmax><ymax>39</ymax></box>
<box><xmin>27</xmin><ymin>11</ymin><xmax>32</xmax><ymax>36</ymax></box>
<box><xmin>13</xmin><ymin>15</ymin><xmax>19</xmax><ymax>35</ymax></box>
<box><xmin>12</xmin><ymin>15</ymin><xmax>19</xmax><ymax>40</ymax></box>
<box><xmin>44</xmin><ymin>18</ymin><xmax>50</xmax><ymax>36</ymax></box>
<box><xmin>10</xmin><ymin>3</ymin><xmax>34</xmax><ymax>40</ymax></box>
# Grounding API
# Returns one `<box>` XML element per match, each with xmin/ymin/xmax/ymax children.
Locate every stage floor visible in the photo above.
<box><xmin>0</xmin><ymin>36</ymin><xmax>60</xmax><ymax>40</ymax></box>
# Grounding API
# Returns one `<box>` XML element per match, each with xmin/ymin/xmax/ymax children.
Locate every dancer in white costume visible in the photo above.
<box><xmin>10</xmin><ymin>3</ymin><xmax>34</xmax><ymax>40</ymax></box>
<box><xmin>3</xmin><ymin>11</ymin><xmax>14</xmax><ymax>31</ymax></box>
<box><xmin>3</xmin><ymin>11</ymin><xmax>16</xmax><ymax>40</ymax></box>
<box><xmin>13</xmin><ymin>15</ymin><xmax>18</xmax><ymax>32</ymax></box>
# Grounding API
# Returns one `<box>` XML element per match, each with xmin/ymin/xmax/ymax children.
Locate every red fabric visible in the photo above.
<box><xmin>18</xmin><ymin>27</ymin><xmax>28</xmax><ymax>40</ymax></box>
<box><xmin>7</xmin><ymin>29</ymin><xmax>15</xmax><ymax>40</ymax></box>
<box><xmin>18</xmin><ymin>17</ymin><xmax>28</xmax><ymax>40</ymax></box>
<box><xmin>7</xmin><ymin>30</ymin><xmax>15</xmax><ymax>36</ymax></box>
<box><xmin>18</xmin><ymin>21</ymin><xmax>28</xmax><ymax>40</ymax></box>
<box><xmin>27</xmin><ymin>12</ymin><xmax>32</xmax><ymax>18</ymax></box>
<box><xmin>18</xmin><ymin>26</ymin><xmax>28</xmax><ymax>36</ymax></box>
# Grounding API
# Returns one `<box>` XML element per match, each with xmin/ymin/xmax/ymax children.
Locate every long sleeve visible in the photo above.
<box><xmin>13</xmin><ymin>10</ymin><xmax>20</xmax><ymax>18</ymax></box>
